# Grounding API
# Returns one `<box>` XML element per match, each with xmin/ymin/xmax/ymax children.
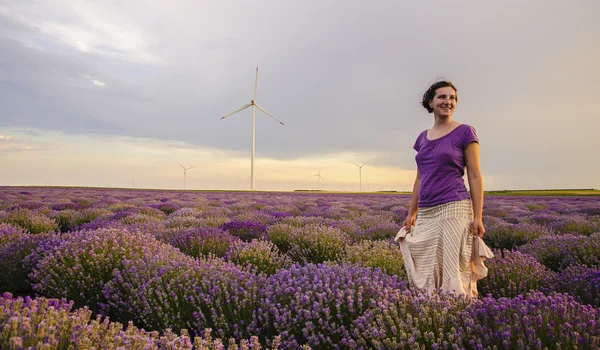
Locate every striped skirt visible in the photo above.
<box><xmin>399</xmin><ymin>199</ymin><xmax>486</xmax><ymax>297</ymax></box>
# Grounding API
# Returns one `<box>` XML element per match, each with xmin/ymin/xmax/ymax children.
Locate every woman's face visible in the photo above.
<box><xmin>429</xmin><ymin>86</ymin><xmax>457</xmax><ymax>118</ymax></box>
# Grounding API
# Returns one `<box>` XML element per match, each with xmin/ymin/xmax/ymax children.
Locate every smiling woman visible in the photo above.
<box><xmin>398</xmin><ymin>80</ymin><xmax>492</xmax><ymax>297</ymax></box>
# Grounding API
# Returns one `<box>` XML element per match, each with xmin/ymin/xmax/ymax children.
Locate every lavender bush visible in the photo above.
<box><xmin>329</xmin><ymin>220</ymin><xmax>362</xmax><ymax>237</ymax></box>
<box><xmin>279</xmin><ymin>216</ymin><xmax>332</xmax><ymax>227</ymax></box>
<box><xmin>520</xmin><ymin>233</ymin><xmax>600</xmax><ymax>271</ymax></box>
<box><xmin>343</xmin><ymin>240</ymin><xmax>406</xmax><ymax>279</ymax></box>
<box><xmin>354</xmin><ymin>289</ymin><xmax>475</xmax><ymax>349</ymax></box>
<box><xmin>0</xmin><ymin>225</ymin><xmax>38</xmax><ymax>294</ymax></box>
<box><xmin>226</xmin><ymin>239</ymin><xmax>293</xmax><ymax>275</ymax></box>
<box><xmin>551</xmin><ymin>214</ymin><xmax>599</xmax><ymax>236</ymax></box>
<box><xmin>30</xmin><ymin>228</ymin><xmax>182</xmax><ymax>313</ymax></box>
<box><xmin>356</xmin><ymin>222</ymin><xmax>401</xmax><ymax>242</ymax></box>
<box><xmin>277</xmin><ymin>224</ymin><xmax>350</xmax><ymax>264</ymax></box>
<box><xmin>266</xmin><ymin>223</ymin><xmax>296</xmax><ymax>253</ymax></box>
<box><xmin>48</xmin><ymin>209</ymin><xmax>79</xmax><ymax>232</ymax></box>
<box><xmin>0</xmin><ymin>223</ymin><xmax>27</xmax><ymax>246</ymax></box>
<box><xmin>353</xmin><ymin>213</ymin><xmax>395</xmax><ymax>231</ymax></box>
<box><xmin>151</xmin><ymin>202</ymin><xmax>181</xmax><ymax>215</ymax></box>
<box><xmin>170</xmin><ymin>227</ymin><xmax>240</xmax><ymax>259</ymax></box>
<box><xmin>0</xmin><ymin>292</ymin><xmax>194</xmax><ymax>349</ymax></box>
<box><xmin>1</xmin><ymin>208</ymin><xmax>58</xmax><ymax>234</ymax></box>
<box><xmin>73</xmin><ymin>208</ymin><xmax>112</xmax><ymax>229</ymax></box>
<box><xmin>358</xmin><ymin>290</ymin><xmax>600</xmax><ymax>349</ymax></box>
<box><xmin>551</xmin><ymin>264</ymin><xmax>600</xmax><ymax>307</ymax></box>
<box><xmin>103</xmin><ymin>254</ymin><xmax>265</xmax><ymax>341</ymax></box>
<box><xmin>477</xmin><ymin>250</ymin><xmax>555</xmax><ymax>298</ymax></box>
<box><xmin>256</xmin><ymin>262</ymin><xmax>407</xmax><ymax>348</ymax></box>
<box><xmin>465</xmin><ymin>292</ymin><xmax>600</xmax><ymax>348</ymax></box>
<box><xmin>484</xmin><ymin>222</ymin><xmax>552</xmax><ymax>256</ymax></box>
<box><xmin>221</xmin><ymin>219</ymin><xmax>268</xmax><ymax>242</ymax></box>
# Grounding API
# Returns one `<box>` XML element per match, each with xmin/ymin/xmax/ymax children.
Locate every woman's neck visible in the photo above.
<box><xmin>433</xmin><ymin>115</ymin><xmax>455</xmax><ymax>129</ymax></box>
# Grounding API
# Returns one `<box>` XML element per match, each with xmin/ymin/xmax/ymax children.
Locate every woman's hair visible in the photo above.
<box><xmin>421</xmin><ymin>80</ymin><xmax>458</xmax><ymax>113</ymax></box>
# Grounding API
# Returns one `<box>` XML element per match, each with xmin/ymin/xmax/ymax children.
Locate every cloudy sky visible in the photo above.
<box><xmin>1</xmin><ymin>0</ymin><xmax>598</xmax><ymax>191</ymax></box>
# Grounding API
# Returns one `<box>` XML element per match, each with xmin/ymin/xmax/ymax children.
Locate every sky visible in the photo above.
<box><xmin>1</xmin><ymin>0</ymin><xmax>599</xmax><ymax>192</ymax></box>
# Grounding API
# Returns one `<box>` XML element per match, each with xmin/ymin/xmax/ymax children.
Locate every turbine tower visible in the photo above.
<box><xmin>351</xmin><ymin>160</ymin><xmax>370</xmax><ymax>192</ymax></box>
<box><xmin>177</xmin><ymin>162</ymin><xmax>196</xmax><ymax>190</ymax></box>
<box><xmin>313</xmin><ymin>168</ymin><xmax>324</xmax><ymax>191</ymax></box>
<box><xmin>220</xmin><ymin>66</ymin><xmax>284</xmax><ymax>191</ymax></box>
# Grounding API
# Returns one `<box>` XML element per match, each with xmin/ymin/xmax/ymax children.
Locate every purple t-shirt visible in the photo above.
<box><xmin>413</xmin><ymin>124</ymin><xmax>479</xmax><ymax>208</ymax></box>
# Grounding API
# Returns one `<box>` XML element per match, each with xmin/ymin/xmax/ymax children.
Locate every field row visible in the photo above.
<box><xmin>1</xmin><ymin>187</ymin><xmax>599</xmax><ymax>349</ymax></box>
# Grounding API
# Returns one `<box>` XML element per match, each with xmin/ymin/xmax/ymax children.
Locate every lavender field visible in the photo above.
<box><xmin>1</xmin><ymin>186</ymin><xmax>599</xmax><ymax>349</ymax></box>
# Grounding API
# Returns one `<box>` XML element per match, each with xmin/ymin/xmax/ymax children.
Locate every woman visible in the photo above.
<box><xmin>399</xmin><ymin>80</ymin><xmax>492</xmax><ymax>297</ymax></box>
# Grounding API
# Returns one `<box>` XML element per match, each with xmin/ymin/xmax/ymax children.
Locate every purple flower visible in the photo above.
<box><xmin>221</xmin><ymin>220</ymin><xmax>268</xmax><ymax>242</ymax></box>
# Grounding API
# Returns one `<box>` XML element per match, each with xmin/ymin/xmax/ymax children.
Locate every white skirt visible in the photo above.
<box><xmin>397</xmin><ymin>199</ymin><xmax>493</xmax><ymax>297</ymax></box>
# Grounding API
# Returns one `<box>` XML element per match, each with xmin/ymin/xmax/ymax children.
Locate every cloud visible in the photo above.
<box><xmin>91</xmin><ymin>79</ymin><xmax>105</xmax><ymax>86</ymax></box>
<box><xmin>0</xmin><ymin>0</ymin><xmax>599</xmax><ymax>190</ymax></box>
<box><xmin>0</xmin><ymin>132</ymin><xmax>49</xmax><ymax>153</ymax></box>
<box><xmin>1</xmin><ymin>2</ymin><xmax>159</xmax><ymax>63</ymax></box>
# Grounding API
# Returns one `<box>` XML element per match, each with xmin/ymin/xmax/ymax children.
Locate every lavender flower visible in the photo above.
<box><xmin>330</xmin><ymin>220</ymin><xmax>362</xmax><ymax>238</ymax></box>
<box><xmin>484</xmin><ymin>222</ymin><xmax>552</xmax><ymax>256</ymax></box>
<box><xmin>291</xmin><ymin>225</ymin><xmax>350</xmax><ymax>264</ymax></box>
<box><xmin>520</xmin><ymin>233</ymin><xmax>600</xmax><ymax>271</ymax></box>
<box><xmin>357</xmin><ymin>289</ymin><xmax>600</xmax><ymax>349</ymax></box>
<box><xmin>30</xmin><ymin>228</ymin><xmax>185</xmax><ymax>313</ymax></box>
<box><xmin>170</xmin><ymin>227</ymin><xmax>240</xmax><ymax>259</ymax></box>
<box><xmin>220</xmin><ymin>220</ymin><xmax>268</xmax><ymax>242</ymax></box>
<box><xmin>343</xmin><ymin>240</ymin><xmax>407</xmax><ymax>279</ymax></box>
<box><xmin>551</xmin><ymin>264</ymin><xmax>600</xmax><ymax>307</ymax></box>
<box><xmin>103</xmin><ymin>254</ymin><xmax>265</xmax><ymax>341</ymax></box>
<box><xmin>0</xmin><ymin>292</ymin><xmax>195</xmax><ymax>349</ymax></box>
<box><xmin>226</xmin><ymin>239</ymin><xmax>293</xmax><ymax>275</ymax></box>
<box><xmin>477</xmin><ymin>250</ymin><xmax>556</xmax><ymax>298</ymax></box>
<box><xmin>0</xmin><ymin>226</ymin><xmax>45</xmax><ymax>294</ymax></box>
<box><xmin>357</xmin><ymin>222</ymin><xmax>401</xmax><ymax>241</ymax></box>
<box><xmin>1</xmin><ymin>208</ymin><xmax>58</xmax><ymax>234</ymax></box>
<box><xmin>257</xmin><ymin>262</ymin><xmax>407</xmax><ymax>348</ymax></box>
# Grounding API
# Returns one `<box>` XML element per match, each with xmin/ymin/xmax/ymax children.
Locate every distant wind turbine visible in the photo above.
<box><xmin>220</xmin><ymin>66</ymin><xmax>284</xmax><ymax>191</ymax></box>
<box><xmin>351</xmin><ymin>160</ymin><xmax>370</xmax><ymax>192</ymax></box>
<box><xmin>177</xmin><ymin>162</ymin><xmax>196</xmax><ymax>190</ymax></box>
<box><xmin>313</xmin><ymin>168</ymin><xmax>324</xmax><ymax>190</ymax></box>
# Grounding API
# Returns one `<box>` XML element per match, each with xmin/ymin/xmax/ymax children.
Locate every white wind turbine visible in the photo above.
<box><xmin>177</xmin><ymin>162</ymin><xmax>196</xmax><ymax>190</ymax></box>
<box><xmin>313</xmin><ymin>168</ymin><xmax>324</xmax><ymax>191</ymax></box>
<box><xmin>350</xmin><ymin>160</ymin><xmax>370</xmax><ymax>192</ymax></box>
<box><xmin>220</xmin><ymin>66</ymin><xmax>285</xmax><ymax>191</ymax></box>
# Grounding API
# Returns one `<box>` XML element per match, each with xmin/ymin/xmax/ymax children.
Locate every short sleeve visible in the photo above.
<box><xmin>462</xmin><ymin>125</ymin><xmax>479</xmax><ymax>150</ymax></box>
<box><xmin>413</xmin><ymin>132</ymin><xmax>424</xmax><ymax>152</ymax></box>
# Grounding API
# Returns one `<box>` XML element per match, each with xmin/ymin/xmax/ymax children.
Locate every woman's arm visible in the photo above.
<box><xmin>403</xmin><ymin>169</ymin><xmax>420</xmax><ymax>231</ymax></box>
<box><xmin>465</xmin><ymin>142</ymin><xmax>485</xmax><ymax>237</ymax></box>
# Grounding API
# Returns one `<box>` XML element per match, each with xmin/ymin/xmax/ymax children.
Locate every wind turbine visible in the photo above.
<box><xmin>177</xmin><ymin>162</ymin><xmax>196</xmax><ymax>190</ymax></box>
<box><xmin>350</xmin><ymin>160</ymin><xmax>370</xmax><ymax>192</ymax></box>
<box><xmin>313</xmin><ymin>168</ymin><xmax>324</xmax><ymax>191</ymax></box>
<box><xmin>220</xmin><ymin>66</ymin><xmax>284</xmax><ymax>191</ymax></box>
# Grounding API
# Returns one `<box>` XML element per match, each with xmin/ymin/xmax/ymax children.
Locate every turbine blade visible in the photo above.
<box><xmin>188</xmin><ymin>165</ymin><xmax>197</xmax><ymax>170</ymax></box>
<box><xmin>220</xmin><ymin>104</ymin><xmax>252</xmax><ymax>120</ymax></box>
<box><xmin>177</xmin><ymin>162</ymin><xmax>185</xmax><ymax>169</ymax></box>
<box><xmin>350</xmin><ymin>162</ymin><xmax>360</xmax><ymax>167</ymax></box>
<box><xmin>255</xmin><ymin>103</ymin><xmax>284</xmax><ymax>125</ymax></box>
<box><xmin>362</xmin><ymin>160</ymin><xmax>370</xmax><ymax>167</ymax></box>
<box><xmin>254</xmin><ymin>66</ymin><xmax>259</xmax><ymax>101</ymax></box>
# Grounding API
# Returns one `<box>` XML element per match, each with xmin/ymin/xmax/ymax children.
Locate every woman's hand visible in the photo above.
<box><xmin>472</xmin><ymin>218</ymin><xmax>485</xmax><ymax>238</ymax></box>
<box><xmin>403</xmin><ymin>215</ymin><xmax>416</xmax><ymax>232</ymax></box>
